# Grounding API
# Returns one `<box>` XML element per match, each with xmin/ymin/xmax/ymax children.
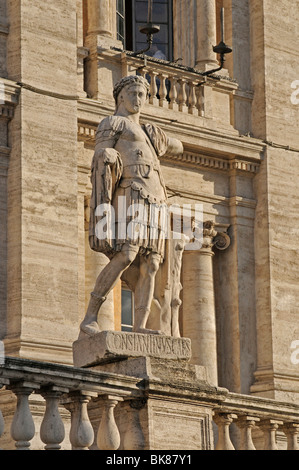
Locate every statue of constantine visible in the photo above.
<box><xmin>80</xmin><ymin>75</ymin><xmax>184</xmax><ymax>338</ymax></box>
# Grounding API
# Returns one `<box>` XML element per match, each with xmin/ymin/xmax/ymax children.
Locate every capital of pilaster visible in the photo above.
<box><xmin>199</xmin><ymin>221</ymin><xmax>231</xmax><ymax>252</ymax></box>
<box><xmin>202</xmin><ymin>221</ymin><xmax>217</xmax><ymax>249</ymax></box>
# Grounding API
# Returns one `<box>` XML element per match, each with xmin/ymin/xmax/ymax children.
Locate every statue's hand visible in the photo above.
<box><xmin>102</xmin><ymin>148</ymin><xmax>120</xmax><ymax>165</ymax></box>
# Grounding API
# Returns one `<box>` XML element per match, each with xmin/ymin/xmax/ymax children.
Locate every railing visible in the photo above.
<box><xmin>0</xmin><ymin>357</ymin><xmax>298</xmax><ymax>450</ymax></box>
<box><xmin>120</xmin><ymin>51</ymin><xmax>237</xmax><ymax>118</ymax></box>
<box><xmin>0</xmin><ymin>357</ymin><xmax>142</xmax><ymax>450</ymax></box>
<box><xmin>213</xmin><ymin>391</ymin><xmax>299</xmax><ymax>450</ymax></box>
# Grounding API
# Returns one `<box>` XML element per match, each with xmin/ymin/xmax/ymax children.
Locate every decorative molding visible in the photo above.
<box><xmin>0</xmin><ymin>79</ymin><xmax>20</xmax><ymax>105</ymax></box>
<box><xmin>0</xmin><ymin>79</ymin><xmax>20</xmax><ymax>121</ymax></box>
<box><xmin>214</xmin><ymin>231</ymin><xmax>231</xmax><ymax>251</ymax></box>
<box><xmin>186</xmin><ymin>221</ymin><xmax>231</xmax><ymax>252</ymax></box>
<box><xmin>164</xmin><ymin>152</ymin><xmax>260</xmax><ymax>174</ymax></box>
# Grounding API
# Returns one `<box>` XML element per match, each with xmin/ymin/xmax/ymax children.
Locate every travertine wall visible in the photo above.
<box><xmin>249</xmin><ymin>0</ymin><xmax>299</xmax><ymax>401</ymax></box>
<box><xmin>4</xmin><ymin>0</ymin><xmax>79</xmax><ymax>363</ymax></box>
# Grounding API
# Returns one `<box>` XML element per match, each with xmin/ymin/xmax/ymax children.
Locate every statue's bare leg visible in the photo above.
<box><xmin>133</xmin><ymin>252</ymin><xmax>163</xmax><ymax>335</ymax></box>
<box><xmin>80</xmin><ymin>244</ymin><xmax>139</xmax><ymax>337</ymax></box>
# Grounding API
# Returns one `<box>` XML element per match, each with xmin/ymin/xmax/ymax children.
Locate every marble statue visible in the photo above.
<box><xmin>80</xmin><ymin>75</ymin><xmax>184</xmax><ymax>338</ymax></box>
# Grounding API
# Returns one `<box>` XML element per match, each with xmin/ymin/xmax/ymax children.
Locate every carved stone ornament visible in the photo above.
<box><xmin>213</xmin><ymin>231</ymin><xmax>231</xmax><ymax>251</ymax></box>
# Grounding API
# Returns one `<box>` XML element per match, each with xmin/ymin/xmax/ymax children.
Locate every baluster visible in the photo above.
<box><xmin>97</xmin><ymin>395</ymin><xmax>123</xmax><ymax>451</ymax></box>
<box><xmin>123</xmin><ymin>399</ymin><xmax>146</xmax><ymax>451</ymax></box>
<box><xmin>282</xmin><ymin>423</ymin><xmax>299</xmax><ymax>450</ymax></box>
<box><xmin>188</xmin><ymin>81</ymin><xmax>197</xmax><ymax>115</ymax></box>
<box><xmin>196</xmin><ymin>86</ymin><xmax>205</xmax><ymax>116</ymax></box>
<box><xmin>10</xmin><ymin>383</ymin><xmax>38</xmax><ymax>450</ymax></box>
<box><xmin>149</xmin><ymin>71</ymin><xmax>159</xmax><ymax>106</ymax></box>
<box><xmin>40</xmin><ymin>386</ymin><xmax>68</xmax><ymax>450</ymax></box>
<box><xmin>177</xmin><ymin>78</ymin><xmax>188</xmax><ymax>113</ymax></box>
<box><xmin>214</xmin><ymin>413</ymin><xmax>237</xmax><ymax>450</ymax></box>
<box><xmin>260</xmin><ymin>419</ymin><xmax>283</xmax><ymax>450</ymax></box>
<box><xmin>168</xmin><ymin>76</ymin><xmax>178</xmax><ymax>111</ymax></box>
<box><xmin>64</xmin><ymin>391</ymin><xmax>96</xmax><ymax>450</ymax></box>
<box><xmin>158</xmin><ymin>74</ymin><xmax>168</xmax><ymax>108</ymax></box>
<box><xmin>236</xmin><ymin>416</ymin><xmax>260</xmax><ymax>450</ymax></box>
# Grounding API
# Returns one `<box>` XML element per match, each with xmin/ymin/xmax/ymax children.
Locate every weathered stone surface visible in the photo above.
<box><xmin>73</xmin><ymin>331</ymin><xmax>192</xmax><ymax>367</ymax></box>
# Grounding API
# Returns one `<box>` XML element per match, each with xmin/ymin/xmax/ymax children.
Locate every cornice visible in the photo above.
<box><xmin>0</xmin><ymin>79</ymin><xmax>20</xmax><ymax>120</ymax></box>
<box><xmin>77</xmin><ymin>119</ymin><xmax>262</xmax><ymax>176</ymax></box>
<box><xmin>163</xmin><ymin>151</ymin><xmax>260</xmax><ymax>175</ymax></box>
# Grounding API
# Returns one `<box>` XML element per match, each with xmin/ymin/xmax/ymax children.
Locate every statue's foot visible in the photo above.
<box><xmin>133</xmin><ymin>327</ymin><xmax>165</xmax><ymax>335</ymax></box>
<box><xmin>79</xmin><ymin>320</ymin><xmax>100</xmax><ymax>339</ymax></box>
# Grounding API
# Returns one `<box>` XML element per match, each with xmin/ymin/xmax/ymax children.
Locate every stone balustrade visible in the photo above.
<box><xmin>213</xmin><ymin>392</ymin><xmax>299</xmax><ymax>450</ymax></box>
<box><xmin>0</xmin><ymin>357</ymin><xmax>298</xmax><ymax>450</ymax></box>
<box><xmin>119</xmin><ymin>51</ymin><xmax>237</xmax><ymax>119</ymax></box>
<box><xmin>0</xmin><ymin>357</ymin><xmax>141</xmax><ymax>450</ymax></box>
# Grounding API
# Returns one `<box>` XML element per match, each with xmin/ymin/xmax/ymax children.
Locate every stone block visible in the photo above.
<box><xmin>73</xmin><ymin>331</ymin><xmax>192</xmax><ymax>368</ymax></box>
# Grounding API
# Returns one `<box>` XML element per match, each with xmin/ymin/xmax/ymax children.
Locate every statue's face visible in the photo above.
<box><xmin>119</xmin><ymin>84</ymin><xmax>148</xmax><ymax>114</ymax></box>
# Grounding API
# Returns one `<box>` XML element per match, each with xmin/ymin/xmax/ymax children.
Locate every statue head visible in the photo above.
<box><xmin>113</xmin><ymin>75</ymin><xmax>150</xmax><ymax>109</ymax></box>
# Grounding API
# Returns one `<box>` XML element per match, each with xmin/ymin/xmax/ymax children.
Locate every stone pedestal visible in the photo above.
<box><xmin>73</xmin><ymin>332</ymin><xmax>225</xmax><ymax>450</ymax></box>
<box><xmin>73</xmin><ymin>331</ymin><xmax>192</xmax><ymax>368</ymax></box>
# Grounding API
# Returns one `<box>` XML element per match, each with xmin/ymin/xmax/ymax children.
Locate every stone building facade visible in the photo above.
<box><xmin>0</xmin><ymin>0</ymin><xmax>298</xmax><ymax>451</ymax></box>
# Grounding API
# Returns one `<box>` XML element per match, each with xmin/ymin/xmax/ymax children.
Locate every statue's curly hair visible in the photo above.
<box><xmin>113</xmin><ymin>75</ymin><xmax>150</xmax><ymax>103</ymax></box>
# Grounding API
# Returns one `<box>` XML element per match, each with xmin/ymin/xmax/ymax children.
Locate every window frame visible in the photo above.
<box><xmin>117</xmin><ymin>0</ymin><xmax>173</xmax><ymax>61</ymax></box>
<box><xmin>120</xmin><ymin>285</ymin><xmax>135</xmax><ymax>332</ymax></box>
<box><xmin>132</xmin><ymin>0</ymin><xmax>173</xmax><ymax>61</ymax></box>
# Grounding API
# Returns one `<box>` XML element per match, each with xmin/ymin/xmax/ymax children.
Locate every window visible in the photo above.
<box><xmin>117</xmin><ymin>0</ymin><xmax>173</xmax><ymax>61</ymax></box>
<box><xmin>116</xmin><ymin>0</ymin><xmax>126</xmax><ymax>43</ymax></box>
<box><xmin>121</xmin><ymin>287</ymin><xmax>134</xmax><ymax>332</ymax></box>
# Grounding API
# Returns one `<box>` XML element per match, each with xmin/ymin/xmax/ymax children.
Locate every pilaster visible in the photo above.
<box><xmin>195</xmin><ymin>0</ymin><xmax>219</xmax><ymax>72</ymax></box>
<box><xmin>84</xmin><ymin>0</ymin><xmax>123</xmax><ymax>100</ymax></box>
<box><xmin>182</xmin><ymin>221</ymin><xmax>230</xmax><ymax>386</ymax></box>
<box><xmin>0</xmin><ymin>80</ymin><xmax>19</xmax><ymax>342</ymax></box>
<box><xmin>3</xmin><ymin>1</ymin><xmax>79</xmax><ymax>364</ymax></box>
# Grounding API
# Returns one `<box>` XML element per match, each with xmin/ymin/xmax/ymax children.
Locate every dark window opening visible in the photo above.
<box><xmin>121</xmin><ymin>287</ymin><xmax>134</xmax><ymax>332</ymax></box>
<box><xmin>117</xmin><ymin>0</ymin><xmax>173</xmax><ymax>61</ymax></box>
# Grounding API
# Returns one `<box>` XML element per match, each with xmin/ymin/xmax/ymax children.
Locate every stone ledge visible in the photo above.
<box><xmin>73</xmin><ymin>331</ymin><xmax>192</xmax><ymax>368</ymax></box>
